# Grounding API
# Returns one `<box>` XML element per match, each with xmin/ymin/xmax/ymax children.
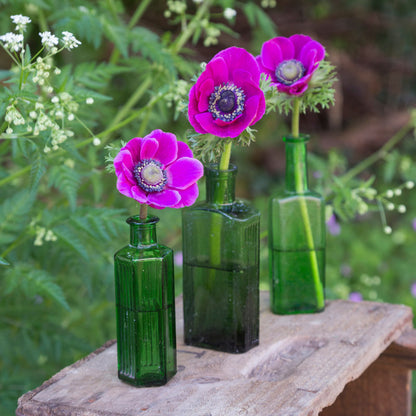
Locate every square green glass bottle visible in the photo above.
<box><xmin>114</xmin><ymin>215</ymin><xmax>176</xmax><ymax>386</ymax></box>
<box><xmin>182</xmin><ymin>164</ymin><xmax>260</xmax><ymax>353</ymax></box>
<box><xmin>269</xmin><ymin>135</ymin><xmax>325</xmax><ymax>314</ymax></box>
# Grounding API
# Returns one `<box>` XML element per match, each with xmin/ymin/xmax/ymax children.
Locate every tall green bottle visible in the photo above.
<box><xmin>269</xmin><ymin>135</ymin><xmax>325</xmax><ymax>314</ymax></box>
<box><xmin>182</xmin><ymin>164</ymin><xmax>260</xmax><ymax>353</ymax></box>
<box><xmin>114</xmin><ymin>215</ymin><xmax>176</xmax><ymax>386</ymax></box>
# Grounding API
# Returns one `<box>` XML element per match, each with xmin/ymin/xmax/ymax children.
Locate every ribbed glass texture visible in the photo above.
<box><xmin>114</xmin><ymin>215</ymin><xmax>176</xmax><ymax>386</ymax></box>
<box><xmin>182</xmin><ymin>164</ymin><xmax>260</xmax><ymax>353</ymax></box>
<box><xmin>269</xmin><ymin>135</ymin><xmax>326</xmax><ymax>314</ymax></box>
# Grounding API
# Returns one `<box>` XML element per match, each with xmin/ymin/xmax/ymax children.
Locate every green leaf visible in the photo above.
<box><xmin>103</xmin><ymin>19</ymin><xmax>128</xmax><ymax>58</ymax></box>
<box><xmin>0</xmin><ymin>191</ymin><xmax>33</xmax><ymax>245</ymax></box>
<box><xmin>48</xmin><ymin>165</ymin><xmax>81</xmax><ymax>211</ymax></box>
<box><xmin>30</xmin><ymin>153</ymin><xmax>47</xmax><ymax>193</ymax></box>
<box><xmin>4</xmin><ymin>263</ymin><xmax>70</xmax><ymax>310</ymax></box>
<box><xmin>53</xmin><ymin>223</ymin><xmax>89</xmax><ymax>261</ymax></box>
<box><xmin>70</xmin><ymin>207</ymin><xmax>125</xmax><ymax>242</ymax></box>
<box><xmin>130</xmin><ymin>27</ymin><xmax>177</xmax><ymax>79</ymax></box>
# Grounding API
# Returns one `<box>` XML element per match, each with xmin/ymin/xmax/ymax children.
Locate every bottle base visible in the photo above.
<box><xmin>118</xmin><ymin>370</ymin><xmax>177</xmax><ymax>387</ymax></box>
<box><xmin>185</xmin><ymin>336</ymin><xmax>259</xmax><ymax>354</ymax></box>
<box><xmin>271</xmin><ymin>303</ymin><xmax>325</xmax><ymax>315</ymax></box>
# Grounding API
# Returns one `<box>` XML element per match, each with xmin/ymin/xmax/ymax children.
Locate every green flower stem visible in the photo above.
<box><xmin>339</xmin><ymin>122</ymin><xmax>413</xmax><ymax>184</ymax></box>
<box><xmin>210</xmin><ymin>140</ymin><xmax>232</xmax><ymax>269</ymax></box>
<box><xmin>109</xmin><ymin>76</ymin><xmax>153</xmax><ymax>134</ymax></box>
<box><xmin>291</xmin><ymin>97</ymin><xmax>300</xmax><ymax>139</ymax></box>
<box><xmin>139</xmin><ymin>204</ymin><xmax>148</xmax><ymax>220</ymax></box>
<box><xmin>291</xmin><ymin>98</ymin><xmax>324</xmax><ymax>308</ymax></box>
<box><xmin>219</xmin><ymin>140</ymin><xmax>232</xmax><ymax>171</ymax></box>
<box><xmin>170</xmin><ymin>0</ymin><xmax>213</xmax><ymax>54</ymax></box>
<box><xmin>0</xmin><ymin>84</ymin><xmax>168</xmax><ymax>189</ymax></box>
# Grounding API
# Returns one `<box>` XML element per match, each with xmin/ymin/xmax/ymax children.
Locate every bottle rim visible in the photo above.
<box><xmin>126</xmin><ymin>215</ymin><xmax>159</xmax><ymax>226</ymax></box>
<box><xmin>283</xmin><ymin>134</ymin><xmax>310</xmax><ymax>143</ymax></box>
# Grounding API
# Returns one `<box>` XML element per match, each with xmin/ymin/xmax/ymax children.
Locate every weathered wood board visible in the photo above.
<box><xmin>16</xmin><ymin>292</ymin><xmax>413</xmax><ymax>416</ymax></box>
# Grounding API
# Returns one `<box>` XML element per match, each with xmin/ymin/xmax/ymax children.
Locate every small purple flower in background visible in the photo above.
<box><xmin>114</xmin><ymin>129</ymin><xmax>203</xmax><ymax>209</ymax></box>
<box><xmin>257</xmin><ymin>34</ymin><xmax>325</xmax><ymax>96</ymax></box>
<box><xmin>188</xmin><ymin>46</ymin><xmax>266</xmax><ymax>138</ymax></box>
<box><xmin>411</xmin><ymin>282</ymin><xmax>416</xmax><ymax>298</ymax></box>
<box><xmin>174</xmin><ymin>251</ymin><xmax>183</xmax><ymax>267</ymax></box>
<box><xmin>412</xmin><ymin>218</ymin><xmax>416</xmax><ymax>231</ymax></box>
<box><xmin>326</xmin><ymin>214</ymin><xmax>341</xmax><ymax>236</ymax></box>
<box><xmin>349</xmin><ymin>292</ymin><xmax>363</xmax><ymax>302</ymax></box>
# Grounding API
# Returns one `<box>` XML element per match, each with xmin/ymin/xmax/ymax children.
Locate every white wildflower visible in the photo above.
<box><xmin>11</xmin><ymin>15</ymin><xmax>31</xmax><ymax>31</ymax></box>
<box><xmin>54</xmin><ymin>68</ymin><xmax>61</xmax><ymax>75</ymax></box>
<box><xmin>86</xmin><ymin>97</ymin><xmax>94</xmax><ymax>105</ymax></box>
<box><xmin>385</xmin><ymin>189</ymin><xmax>394</xmax><ymax>198</ymax></box>
<box><xmin>45</xmin><ymin>230</ymin><xmax>57</xmax><ymax>242</ymax></box>
<box><xmin>34</xmin><ymin>227</ymin><xmax>46</xmax><ymax>246</ymax></box>
<box><xmin>386</xmin><ymin>202</ymin><xmax>395</xmax><ymax>211</ymax></box>
<box><xmin>51</xmin><ymin>96</ymin><xmax>59</xmax><ymax>104</ymax></box>
<box><xmin>384</xmin><ymin>226</ymin><xmax>392</xmax><ymax>235</ymax></box>
<box><xmin>406</xmin><ymin>181</ymin><xmax>414</xmax><ymax>189</ymax></box>
<box><xmin>39</xmin><ymin>31</ymin><xmax>59</xmax><ymax>49</ymax></box>
<box><xmin>394</xmin><ymin>188</ymin><xmax>402</xmax><ymax>196</ymax></box>
<box><xmin>61</xmin><ymin>31</ymin><xmax>81</xmax><ymax>50</ymax></box>
<box><xmin>224</xmin><ymin>8</ymin><xmax>237</xmax><ymax>20</ymax></box>
<box><xmin>0</xmin><ymin>32</ymin><xmax>24</xmax><ymax>52</ymax></box>
<box><xmin>93</xmin><ymin>137</ymin><xmax>101</xmax><ymax>146</ymax></box>
<box><xmin>67</xmin><ymin>113</ymin><xmax>75</xmax><ymax>121</ymax></box>
<box><xmin>398</xmin><ymin>205</ymin><xmax>406</xmax><ymax>213</ymax></box>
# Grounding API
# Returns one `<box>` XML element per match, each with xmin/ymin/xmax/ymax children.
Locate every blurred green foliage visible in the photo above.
<box><xmin>0</xmin><ymin>1</ymin><xmax>415</xmax><ymax>415</ymax></box>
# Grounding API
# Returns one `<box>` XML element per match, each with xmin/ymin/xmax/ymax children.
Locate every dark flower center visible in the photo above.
<box><xmin>275</xmin><ymin>59</ymin><xmax>306</xmax><ymax>86</ymax></box>
<box><xmin>133</xmin><ymin>159</ymin><xmax>167</xmax><ymax>193</ymax></box>
<box><xmin>208</xmin><ymin>83</ymin><xmax>245</xmax><ymax>122</ymax></box>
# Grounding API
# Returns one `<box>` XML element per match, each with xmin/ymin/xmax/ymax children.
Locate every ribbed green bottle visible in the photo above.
<box><xmin>269</xmin><ymin>135</ymin><xmax>325</xmax><ymax>314</ymax></box>
<box><xmin>114</xmin><ymin>215</ymin><xmax>176</xmax><ymax>386</ymax></box>
<box><xmin>182</xmin><ymin>164</ymin><xmax>260</xmax><ymax>353</ymax></box>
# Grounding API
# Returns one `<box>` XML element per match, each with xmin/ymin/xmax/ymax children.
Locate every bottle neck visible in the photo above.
<box><xmin>127</xmin><ymin>215</ymin><xmax>159</xmax><ymax>247</ymax></box>
<box><xmin>284</xmin><ymin>135</ymin><xmax>310</xmax><ymax>193</ymax></box>
<box><xmin>205</xmin><ymin>164</ymin><xmax>237</xmax><ymax>205</ymax></box>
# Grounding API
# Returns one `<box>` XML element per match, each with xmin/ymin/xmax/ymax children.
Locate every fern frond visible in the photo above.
<box><xmin>48</xmin><ymin>165</ymin><xmax>81</xmax><ymax>211</ymax></box>
<box><xmin>53</xmin><ymin>223</ymin><xmax>90</xmax><ymax>261</ymax></box>
<box><xmin>30</xmin><ymin>153</ymin><xmax>47</xmax><ymax>193</ymax></box>
<box><xmin>0</xmin><ymin>191</ymin><xmax>33</xmax><ymax>245</ymax></box>
<box><xmin>69</xmin><ymin>207</ymin><xmax>125</xmax><ymax>242</ymax></box>
<box><xmin>4</xmin><ymin>263</ymin><xmax>70</xmax><ymax>310</ymax></box>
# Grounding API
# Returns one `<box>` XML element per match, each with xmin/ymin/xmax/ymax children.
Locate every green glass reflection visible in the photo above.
<box><xmin>114</xmin><ymin>216</ymin><xmax>176</xmax><ymax>386</ymax></box>
<box><xmin>269</xmin><ymin>135</ymin><xmax>325</xmax><ymax>314</ymax></box>
<box><xmin>182</xmin><ymin>164</ymin><xmax>260</xmax><ymax>353</ymax></box>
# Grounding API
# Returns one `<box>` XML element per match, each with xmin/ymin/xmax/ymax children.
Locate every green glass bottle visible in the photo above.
<box><xmin>182</xmin><ymin>164</ymin><xmax>260</xmax><ymax>353</ymax></box>
<box><xmin>269</xmin><ymin>135</ymin><xmax>325</xmax><ymax>314</ymax></box>
<box><xmin>114</xmin><ymin>215</ymin><xmax>176</xmax><ymax>386</ymax></box>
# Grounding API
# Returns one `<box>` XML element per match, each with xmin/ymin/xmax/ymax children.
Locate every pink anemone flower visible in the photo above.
<box><xmin>257</xmin><ymin>34</ymin><xmax>325</xmax><ymax>96</ymax></box>
<box><xmin>188</xmin><ymin>46</ymin><xmax>266</xmax><ymax>138</ymax></box>
<box><xmin>114</xmin><ymin>129</ymin><xmax>204</xmax><ymax>209</ymax></box>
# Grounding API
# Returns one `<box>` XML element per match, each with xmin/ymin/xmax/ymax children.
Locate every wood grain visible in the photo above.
<box><xmin>16</xmin><ymin>293</ymin><xmax>413</xmax><ymax>416</ymax></box>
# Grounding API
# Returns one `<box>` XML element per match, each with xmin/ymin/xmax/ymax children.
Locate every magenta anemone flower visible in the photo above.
<box><xmin>114</xmin><ymin>129</ymin><xmax>204</xmax><ymax>209</ymax></box>
<box><xmin>188</xmin><ymin>46</ymin><xmax>266</xmax><ymax>138</ymax></box>
<box><xmin>257</xmin><ymin>34</ymin><xmax>325</xmax><ymax>96</ymax></box>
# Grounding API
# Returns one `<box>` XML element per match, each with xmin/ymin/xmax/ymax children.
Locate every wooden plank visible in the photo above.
<box><xmin>320</xmin><ymin>358</ymin><xmax>412</xmax><ymax>416</ymax></box>
<box><xmin>379</xmin><ymin>329</ymin><xmax>416</xmax><ymax>369</ymax></box>
<box><xmin>16</xmin><ymin>293</ymin><xmax>413</xmax><ymax>416</ymax></box>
